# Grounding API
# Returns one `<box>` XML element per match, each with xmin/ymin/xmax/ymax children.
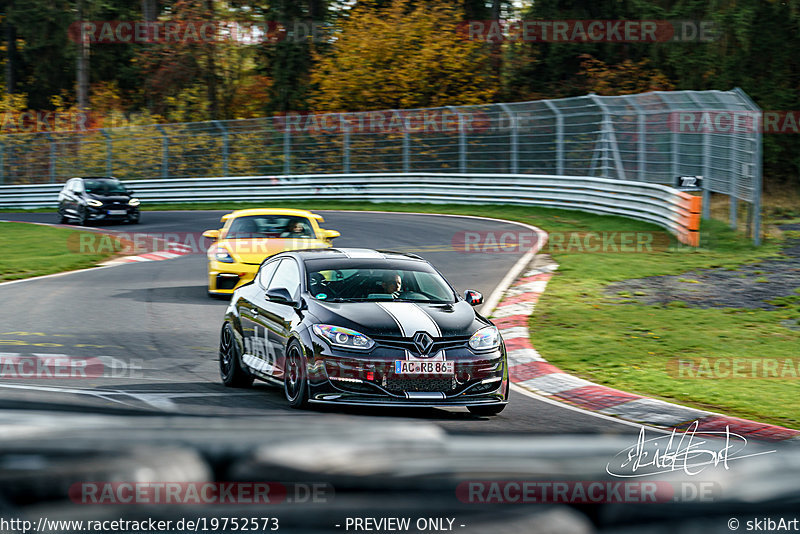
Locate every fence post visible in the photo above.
<box><xmin>402</xmin><ymin>115</ymin><xmax>410</xmax><ymax>173</ymax></box>
<box><xmin>752</xmin><ymin>118</ymin><xmax>763</xmax><ymax>245</ymax></box>
<box><xmin>0</xmin><ymin>141</ymin><xmax>4</xmax><ymax>184</ymax></box>
<box><xmin>447</xmin><ymin>106</ymin><xmax>467</xmax><ymax>173</ymax></box>
<box><xmin>45</xmin><ymin>133</ymin><xmax>56</xmax><ymax>183</ymax></box>
<box><xmin>589</xmin><ymin>94</ymin><xmax>626</xmax><ymax>180</ymax></box>
<box><xmin>498</xmin><ymin>103</ymin><xmax>517</xmax><ymax>173</ymax></box>
<box><xmin>341</xmin><ymin>113</ymin><xmax>350</xmax><ymax>174</ymax></box>
<box><xmin>544</xmin><ymin>100</ymin><xmax>563</xmax><ymax>174</ymax></box>
<box><xmin>214</xmin><ymin>121</ymin><xmax>229</xmax><ymax>177</ymax></box>
<box><xmin>100</xmin><ymin>129</ymin><xmax>112</xmax><ymax>176</ymax></box>
<box><xmin>283</xmin><ymin>122</ymin><xmax>291</xmax><ymax>175</ymax></box>
<box><xmin>156</xmin><ymin>125</ymin><xmax>169</xmax><ymax>179</ymax></box>
<box><xmin>702</xmin><ymin>172</ymin><xmax>712</xmax><ymax>220</ymax></box>
<box><xmin>629</xmin><ymin>100</ymin><xmax>647</xmax><ymax>181</ymax></box>
<box><xmin>732</xmin><ymin>87</ymin><xmax>763</xmax><ymax>244</ymax></box>
<box><xmin>729</xmin><ymin>132</ymin><xmax>738</xmax><ymax>230</ymax></box>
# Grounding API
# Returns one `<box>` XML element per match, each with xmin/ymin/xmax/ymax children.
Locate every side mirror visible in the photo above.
<box><xmin>127</xmin><ymin>189</ymin><xmax>135</xmax><ymax>195</ymax></box>
<box><xmin>464</xmin><ymin>289</ymin><xmax>483</xmax><ymax>307</ymax></box>
<box><xmin>321</xmin><ymin>229</ymin><xmax>340</xmax><ymax>240</ymax></box>
<box><xmin>203</xmin><ymin>229</ymin><xmax>220</xmax><ymax>240</ymax></box>
<box><xmin>266</xmin><ymin>287</ymin><xmax>299</xmax><ymax>307</ymax></box>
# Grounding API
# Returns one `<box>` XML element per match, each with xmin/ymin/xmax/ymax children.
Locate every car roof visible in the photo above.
<box><xmin>74</xmin><ymin>176</ymin><xmax>118</xmax><ymax>181</ymax></box>
<box><xmin>280</xmin><ymin>248</ymin><xmax>425</xmax><ymax>262</ymax></box>
<box><xmin>222</xmin><ymin>208</ymin><xmax>324</xmax><ymax>222</ymax></box>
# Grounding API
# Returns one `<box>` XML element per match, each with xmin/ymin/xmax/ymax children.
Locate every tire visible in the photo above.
<box><xmin>467</xmin><ymin>404</ymin><xmax>506</xmax><ymax>416</ymax></box>
<box><xmin>219</xmin><ymin>323</ymin><xmax>253</xmax><ymax>388</ymax></box>
<box><xmin>58</xmin><ymin>210</ymin><xmax>67</xmax><ymax>224</ymax></box>
<box><xmin>283</xmin><ymin>340</ymin><xmax>309</xmax><ymax>409</ymax></box>
<box><xmin>128</xmin><ymin>213</ymin><xmax>140</xmax><ymax>224</ymax></box>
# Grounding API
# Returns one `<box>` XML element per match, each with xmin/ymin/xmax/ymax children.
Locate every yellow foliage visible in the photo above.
<box><xmin>310</xmin><ymin>0</ymin><xmax>497</xmax><ymax>112</ymax></box>
<box><xmin>0</xmin><ymin>91</ymin><xmax>27</xmax><ymax>113</ymax></box>
<box><xmin>578</xmin><ymin>54</ymin><xmax>675</xmax><ymax>96</ymax></box>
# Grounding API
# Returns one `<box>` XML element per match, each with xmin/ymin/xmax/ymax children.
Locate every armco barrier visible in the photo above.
<box><xmin>0</xmin><ymin>173</ymin><xmax>701</xmax><ymax>245</ymax></box>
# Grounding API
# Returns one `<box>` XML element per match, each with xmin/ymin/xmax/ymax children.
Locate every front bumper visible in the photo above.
<box><xmin>207</xmin><ymin>261</ymin><xmax>260</xmax><ymax>294</ymax></box>
<box><xmin>87</xmin><ymin>205</ymin><xmax>139</xmax><ymax>221</ymax></box>
<box><xmin>306</xmin><ymin>339</ymin><xmax>509</xmax><ymax>407</ymax></box>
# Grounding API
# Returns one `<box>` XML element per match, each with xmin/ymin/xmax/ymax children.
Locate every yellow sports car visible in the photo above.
<box><xmin>203</xmin><ymin>208</ymin><xmax>340</xmax><ymax>297</ymax></box>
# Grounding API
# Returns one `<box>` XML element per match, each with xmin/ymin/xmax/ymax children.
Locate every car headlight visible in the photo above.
<box><xmin>208</xmin><ymin>245</ymin><xmax>234</xmax><ymax>263</ymax></box>
<box><xmin>469</xmin><ymin>326</ymin><xmax>501</xmax><ymax>352</ymax></box>
<box><xmin>128</xmin><ymin>198</ymin><xmax>140</xmax><ymax>206</ymax></box>
<box><xmin>313</xmin><ymin>324</ymin><xmax>374</xmax><ymax>351</ymax></box>
<box><xmin>86</xmin><ymin>199</ymin><xmax>103</xmax><ymax>207</ymax></box>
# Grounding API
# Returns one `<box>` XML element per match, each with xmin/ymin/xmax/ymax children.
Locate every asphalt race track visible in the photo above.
<box><xmin>0</xmin><ymin>210</ymin><xmax>638</xmax><ymax>435</ymax></box>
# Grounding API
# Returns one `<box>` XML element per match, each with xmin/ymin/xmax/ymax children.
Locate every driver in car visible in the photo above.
<box><xmin>281</xmin><ymin>220</ymin><xmax>308</xmax><ymax>238</ymax></box>
<box><xmin>380</xmin><ymin>271</ymin><xmax>402</xmax><ymax>299</ymax></box>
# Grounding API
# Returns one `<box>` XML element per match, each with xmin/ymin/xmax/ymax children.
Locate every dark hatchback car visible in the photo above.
<box><xmin>219</xmin><ymin>248</ymin><xmax>509</xmax><ymax>415</ymax></box>
<box><xmin>57</xmin><ymin>176</ymin><xmax>141</xmax><ymax>225</ymax></box>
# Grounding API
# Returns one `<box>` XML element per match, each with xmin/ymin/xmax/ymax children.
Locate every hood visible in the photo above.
<box><xmin>220</xmin><ymin>238</ymin><xmax>329</xmax><ymax>264</ymax></box>
<box><xmin>307</xmin><ymin>299</ymin><xmax>488</xmax><ymax>338</ymax></box>
<box><xmin>88</xmin><ymin>192</ymin><xmax>130</xmax><ymax>202</ymax></box>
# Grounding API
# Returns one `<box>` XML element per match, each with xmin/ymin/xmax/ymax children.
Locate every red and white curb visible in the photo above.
<box><xmin>494</xmin><ymin>255</ymin><xmax>800</xmax><ymax>443</ymax></box>
<box><xmin>99</xmin><ymin>243</ymin><xmax>194</xmax><ymax>266</ymax></box>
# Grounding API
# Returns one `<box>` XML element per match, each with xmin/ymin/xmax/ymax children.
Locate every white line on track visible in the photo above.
<box><xmin>510</xmin><ymin>383</ymin><xmax>671</xmax><ymax>434</ymax></box>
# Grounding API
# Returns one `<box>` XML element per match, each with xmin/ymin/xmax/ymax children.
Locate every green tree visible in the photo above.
<box><xmin>309</xmin><ymin>0</ymin><xmax>497</xmax><ymax>111</ymax></box>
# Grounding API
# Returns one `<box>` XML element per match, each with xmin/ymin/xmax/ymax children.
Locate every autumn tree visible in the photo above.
<box><xmin>309</xmin><ymin>0</ymin><xmax>498</xmax><ymax>111</ymax></box>
<box><xmin>578</xmin><ymin>55</ymin><xmax>673</xmax><ymax>96</ymax></box>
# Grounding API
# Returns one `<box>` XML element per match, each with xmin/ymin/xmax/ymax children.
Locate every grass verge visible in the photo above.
<box><xmin>0</xmin><ymin>223</ymin><xmax>122</xmax><ymax>281</ymax></box>
<box><xmin>525</xmin><ymin>217</ymin><xmax>798</xmax><ymax>429</ymax></box>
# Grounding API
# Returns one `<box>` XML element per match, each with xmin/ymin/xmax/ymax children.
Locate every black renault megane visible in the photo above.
<box><xmin>219</xmin><ymin>248</ymin><xmax>509</xmax><ymax>415</ymax></box>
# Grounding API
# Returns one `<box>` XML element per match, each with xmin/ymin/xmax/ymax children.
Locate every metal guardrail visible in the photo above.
<box><xmin>0</xmin><ymin>173</ymin><xmax>702</xmax><ymax>246</ymax></box>
<box><xmin>0</xmin><ymin>89</ymin><xmax>759</xmax><ymax>243</ymax></box>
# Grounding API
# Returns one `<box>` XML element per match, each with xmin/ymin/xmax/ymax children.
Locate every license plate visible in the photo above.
<box><xmin>394</xmin><ymin>360</ymin><xmax>454</xmax><ymax>375</ymax></box>
<box><xmin>108</xmin><ymin>209</ymin><xmax>127</xmax><ymax>215</ymax></box>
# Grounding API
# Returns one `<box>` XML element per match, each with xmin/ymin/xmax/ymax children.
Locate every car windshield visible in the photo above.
<box><xmin>226</xmin><ymin>215</ymin><xmax>315</xmax><ymax>239</ymax></box>
<box><xmin>83</xmin><ymin>179</ymin><xmax>127</xmax><ymax>195</ymax></box>
<box><xmin>306</xmin><ymin>262</ymin><xmax>456</xmax><ymax>303</ymax></box>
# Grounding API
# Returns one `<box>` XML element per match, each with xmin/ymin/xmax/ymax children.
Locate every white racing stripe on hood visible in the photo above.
<box><xmin>376</xmin><ymin>302</ymin><xmax>441</xmax><ymax>337</ymax></box>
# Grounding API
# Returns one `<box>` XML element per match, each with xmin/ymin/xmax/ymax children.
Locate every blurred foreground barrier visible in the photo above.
<box><xmin>0</xmin><ymin>172</ymin><xmax>702</xmax><ymax>246</ymax></box>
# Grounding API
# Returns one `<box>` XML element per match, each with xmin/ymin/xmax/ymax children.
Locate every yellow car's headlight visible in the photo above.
<box><xmin>86</xmin><ymin>199</ymin><xmax>103</xmax><ymax>207</ymax></box>
<box><xmin>208</xmin><ymin>245</ymin><xmax>234</xmax><ymax>263</ymax></box>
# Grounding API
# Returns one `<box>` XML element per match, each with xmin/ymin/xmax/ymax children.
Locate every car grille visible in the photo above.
<box><xmin>384</xmin><ymin>377</ymin><xmax>456</xmax><ymax>393</ymax></box>
<box><xmin>372</xmin><ymin>335</ymin><xmax>470</xmax><ymax>356</ymax></box>
<box><xmin>216</xmin><ymin>275</ymin><xmax>239</xmax><ymax>290</ymax></box>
